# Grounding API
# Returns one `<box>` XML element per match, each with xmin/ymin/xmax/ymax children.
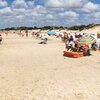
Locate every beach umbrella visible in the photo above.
<box><xmin>47</xmin><ymin>31</ymin><xmax>56</xmax><ymax>35</ymax></box>
<box><xmin>75</xmin><ymin>35</ymin><xmax>96</xmax><ymax>45</ymax></box>
<box><xmin>90</xmin><ymin>34</ymin><xmax>97</xmax><ymax>40</ymax></box>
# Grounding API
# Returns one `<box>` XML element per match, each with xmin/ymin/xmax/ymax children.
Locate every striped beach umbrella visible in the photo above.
<box><xmin>75</xmin><ymin>34</ymin><xmax>96</xmax><ymax>45</ymax></box>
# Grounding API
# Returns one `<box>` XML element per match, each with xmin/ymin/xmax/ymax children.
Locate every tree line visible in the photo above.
<box><xmin>1</xmin><ymin>24</ymin><xmax>100</xmax><ymax>31</ymax></box>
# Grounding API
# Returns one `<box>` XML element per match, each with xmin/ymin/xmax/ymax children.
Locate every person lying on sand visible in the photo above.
<box><xmin>39</xmin><ymin>38</ymin><xmax>48</xmax><ymax>44</ymax></box>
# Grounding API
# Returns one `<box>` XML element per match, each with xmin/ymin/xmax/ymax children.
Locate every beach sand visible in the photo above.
<box><xmin>0</xmin><ymin>33</ymin><xmax>100</xmax><ymax>100</ymax></box>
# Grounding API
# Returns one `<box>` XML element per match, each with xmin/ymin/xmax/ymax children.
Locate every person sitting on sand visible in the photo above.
<box><xmin>72</xmin><ymin>43</ymin><xmax>79</xmax><ymax>52</ymax></box>
<box><xmin>66</xmin><ymin>40</ymin><xmax>75</xmax><ymax>51</ymax></box>
<box><xmin>77</xmin><ymin>33</ymin><xmax>82</xmax><ymax>39</ymax></box>
<box><xmin>39</xmin><ymin>38</ymin><xmax>48</xmax><ymax>44</ymax></box>
<box><xmin>69</xmin><ymin>35</ymin><xmax>74</xmax><ymax>42</ymax></box>
<box><xmin>0</xmin><ymin>34</ymin><xmax>2</xmax><ymax>44</ymax></box>
<box><xmin>79</xmin><ymin>45</ymin><xmax>91</xmax><ymax>56</ymax></box>
<box><xmin>91</xmin><ymin>42</ymin><xmax>98</xmax><ymax>51</ymax></box>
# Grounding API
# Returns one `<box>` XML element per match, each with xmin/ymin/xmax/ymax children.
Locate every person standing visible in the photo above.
<box><xmin>0</xmin><ymin>34</ymin><xmax>2</xmax><ymax>44</ymax></box>
<box><xmin>25</xmin><ymin>30</ymin><xmax>28</xmax><ymax>37</ymax></box>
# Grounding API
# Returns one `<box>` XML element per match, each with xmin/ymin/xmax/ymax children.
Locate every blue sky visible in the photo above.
<box><xmin>90</xmin><ymin>0</ymin><xmax>100</xmax><ymax>3</ymax></box>
<box><xmin>0</xmin><ymin>0</ymin><xmax>100</xmax><ymax>29</ymax></box>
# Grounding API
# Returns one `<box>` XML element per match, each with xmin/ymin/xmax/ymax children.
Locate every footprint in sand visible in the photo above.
<box><xmin>1</xmin><ymin>76</ymin><xmax>5</xmax><ymax>79</ymax></box>
<box><xmin>74</xmin><ymin>93</ymin><xmax>85</xmax><ymax>100</ymax></box>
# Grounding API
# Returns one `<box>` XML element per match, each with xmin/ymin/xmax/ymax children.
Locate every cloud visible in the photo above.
<box><xmin>0</xmin><ymin>7</ymin><xmax>13</xmax><ymax>16</ymax></box>
<box><xmin>82</xmin><ymin>2</ymin><xmax>99</xmax><ymax>12</ymax></box>
<box><xmin>85</xmin><ymin>12</ymin><xmax>100</xmax><ymax>19</ymax></box>
<box><xmin>0</xmin><ymin>0</ymin><xmax>8</xmax><ymax>7</ymax></box>
<box><xmin>16</xmin><ymin>15</ymin><xmax>24</xmax><ymax>20</ymax></box>
<box><xmin>34</xmin><ymin>5</ymin><xmax>47</xmax><ymax>14</ymax></box>
<box><xmin>0</xmin><ymin>0</ymin><xmax>100</xmax><ymax>28</ymax></box>
<box><xmin>59</xmin><ymin>11</ymin><xmax>79</xmax><ymax>20</ymax></box>
<box><xmin>45</xmin><ymin>0</ymin><xmax>88</xmax><ymax>8</ymax></box>
<box><xmin>46</xmin><ymin>14</ymin><xmax>55</xmax><ymax>19</ymax></box>
<box><xmin>12</xmin><ymin>8</ymin><xmax>26</xmax><ymax>15</ymax></box>
<box><xmin>27</xmin><ymin>1</ymin><xmax>35</xmax><ymax>8</ymax></box>
<box><xmin>12</xmin><ymin>0</ymin><xmax>28</xmax><ymax>9</ymax></box>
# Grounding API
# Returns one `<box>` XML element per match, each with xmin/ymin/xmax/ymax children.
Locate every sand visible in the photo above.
<box><xmin>0</xmin><ymin>33</ymin><xmax>100</xmax><ymax>100</ymax></box>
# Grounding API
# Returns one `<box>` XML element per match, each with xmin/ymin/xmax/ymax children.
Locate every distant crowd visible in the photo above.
<box><xmin>0</xmin><ymin>30</ymin><xmax>100</xmax><ymax>54</ymax></box>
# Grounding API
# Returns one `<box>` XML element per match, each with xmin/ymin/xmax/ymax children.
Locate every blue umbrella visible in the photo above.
<box><xmin>47</xmin><ymin>31</ymin><xmax>56</xmax><ymax>35</ymax></box>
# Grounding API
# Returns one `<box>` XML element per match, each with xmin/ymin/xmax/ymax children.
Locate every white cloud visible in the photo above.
<box><xmin>0</xmin><ymin>0</ymin><xmax>100</xmax><ymax>28</ymax></box>
<box><xmin>82</xmin><ymin>2</ymin><xmax>99</xmax><ymax>12</ymax></box>
<box><xmin>34</xmin><ymin>5</ymin><xmax>47</xmax><ymax>14</ymax></box>
<box><xmin>31</xmin><ymin>11</ymin><xmax>42</xmax><ymax>17</ymax></box>
<box><xmin>59</xmin><ymin>11</ymin><xmax>79</xmax><ymax>19</ymax></box>
<box><xmin>12</xmin><ymin>8</ymin><xmax>26</xmax><ymax>15</ymax></box>
<box><xmin>82</xmin><ymin>12</ymin><xmax>100</xmax><ymax>25</ymax></box>
<box><xmin>86</xmin><ymin>12</ymin><xmax>100</xmax><ymax>19</ymax></box>
<box><xmin>27</xmin><ymin>1</ymin><xmax>35</xmax><ymax>8</ymax></box>
<box><xmin>0</xmin><ymin>0</ymin><xmax>8</xmax><ymax>7</ymax></box>
<box><xmin>45</xmin><ymin>0</ymin><xmax>88</xmax><ymax>8</ymax></box>
<box><xmin>94</xmin><ymin>12</ymin><xmax>100</xmax><ymax>18</ymax></box>
<box><xmin>12</xmin><ymin>0</ymin><xmax>28</xmax><ymax>9</ymax></box>
<box><xmin>16</xmin><ymin>15</ymin><xmax>24</xmax><ymax>19</ymax></box>
<box><xmin>46</xmin><ymin>14</ymin><xmax>55</xmax><ymax>19</ymax></box>
<box><xmin>0</xmin><ymin>7</ymin><xmax>13</xmax><ymax>16</ymax></box>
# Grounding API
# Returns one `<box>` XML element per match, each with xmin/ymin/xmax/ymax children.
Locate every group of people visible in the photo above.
<box><xmin>17</xmin><ymin>30</ymin><xmax>48</xmax><ymax>44</ymax></box>
<box><xmin>31</xmin><ymin>31</ymin><xmax>48</xmax><ymax>44</ymax></box>
<box><xmin>18</xmin><ymin>30</ymin><xmax>29</xmax><ymax>37</ymax></box>
<box><xmin>1</xmin><ymin>30</ymin><xmax>100</xmax><ymax>52</ymax></box>
<box><xmin>62</xmin><ymin>32</ymin><xmax>99</xmax><ymax>56</ymax></box>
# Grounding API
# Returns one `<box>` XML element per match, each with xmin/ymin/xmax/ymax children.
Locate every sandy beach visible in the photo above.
<box><xmin>0</xmin><ymin>33</ymin><xmax>100</xmax><ymax>100</ymax></box>
<box><xmin>0</xmin><ymin>0</ymin><xmax>100</xmax><ymax>99</ymax></box>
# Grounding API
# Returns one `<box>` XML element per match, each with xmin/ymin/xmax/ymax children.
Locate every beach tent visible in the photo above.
<box><xmin>47</xmin><ymin>31</ymin><xmax>56</xmax><ymax>35</ymax></box>
<box><xmin>75</xmin><ymin>34</ymin><xmax>96</xmax><ymax>45</ymax></box>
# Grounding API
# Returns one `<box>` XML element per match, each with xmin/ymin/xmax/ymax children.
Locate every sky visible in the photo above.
<box><xmin>0</xmin><ymin>0</ymin><xmax>100</xmax><ymax>29</ymax></box>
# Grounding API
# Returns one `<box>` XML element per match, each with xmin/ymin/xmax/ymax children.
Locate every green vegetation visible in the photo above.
<box><xmin>0</xmin><ymin>24</ymin><xmax>100</xmax><ymax>31</ymax></box>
